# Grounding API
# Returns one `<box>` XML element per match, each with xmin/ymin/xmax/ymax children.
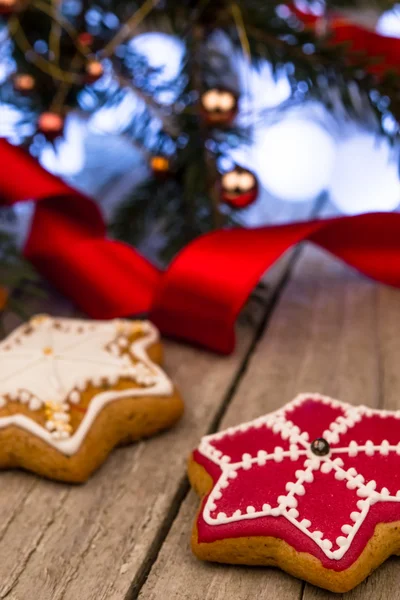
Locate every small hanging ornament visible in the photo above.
<box><xmin>37</xmin><ymin>112</ymin><xmax>65</xmax><ymax>141</ymax></box>
<box><xmin>0</xmin><ymin>286</ymin><xmax>9</xmax><ymax>312</ymax></box>
<box><xmin>77</xmin><ymin>32</ymin><xmax>94</xmax><ymax>49</ymax></box>
<box><xmin>13</xmin><ymin>73</ymin><xmax>35</xmax><ymax>94</ymax></box>
<box><xmin>220</xmin><ymin>166</ymin><xmax>258</xmax><ymax>209</ymax></box>
<box><xmin>200</xmin><ymin>88</ymin><xmax>238</xmax><ymax>126</ymax></box>
<box><xmin>85</xmin><ymin>60</ymin><xmax>104</xmax><ymax>84</ymax></box>
<box><xmin>0</xmin><ymin>0</ymin><xmax>18</xmax><ymax>15</ymax></box>
<box><xmin>150</xmin><ymin>155</ymin><xmax>171</xmax><ymax>179</ymax></box>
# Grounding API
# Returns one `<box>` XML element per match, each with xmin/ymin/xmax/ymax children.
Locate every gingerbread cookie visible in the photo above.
<box><xmin>0</xmin><ymin>315</ymin><xmax>183</xmax><ymax>482</ymax></box>
<box><xmin>189</xmin><ymin>393</ymin><xmax>400</xmax><ymax>592</ymax></box>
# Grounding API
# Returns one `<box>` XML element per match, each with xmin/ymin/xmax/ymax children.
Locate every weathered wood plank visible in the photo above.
<box><xmin>0</xmin><ymin>200</ymin><xmax>317</xmax><ymax>600</ymax></box>
<box><xmin>303</xmin><ymin>283</ymin><xmax>400</xmax><ymax>600</ymax></box>
<box><xmin>138</xmin><ymin>245</ymin><xmax>386</xmax><ymax>600</ymax></box>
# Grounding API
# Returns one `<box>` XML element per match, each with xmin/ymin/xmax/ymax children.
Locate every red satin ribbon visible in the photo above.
<box><xmin>294</xmin><ymin>7</ymin><xmax>400</xmax><ymax>77</ymax></box>
<box><xmin>1</xmin><ymin>140</ymin><xmax>400</xmax><ymax>354</ymax></box>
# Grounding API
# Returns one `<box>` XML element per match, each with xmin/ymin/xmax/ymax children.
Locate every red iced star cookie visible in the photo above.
<box><xmin>188</xmin><ymin>393</ymin><xmax>400</xmax><ymax>592</ymax></box>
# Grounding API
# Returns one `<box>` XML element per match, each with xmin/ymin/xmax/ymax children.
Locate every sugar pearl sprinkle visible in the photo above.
<box><xmin>198</xmin><ymin>393</ymin><xmax>400</xmax><ymax>561</ymax></box>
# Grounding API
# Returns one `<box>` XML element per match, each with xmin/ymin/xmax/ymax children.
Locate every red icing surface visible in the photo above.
<box><xmin>285</xmin><ymin>400</ymin><xmax>345</xmax><ymax>440</ymax></box>
<box><xmin>295</xmin><ymin>470</ymin><xmax>360</xmax><ymax>551</ymax></box>
<box><xmin>209</xmin><ymin>459</ymin><xmax>304</xmax><ymax>518</ymax></box>
<box><xmin>210</xmin><ymin>424</ymin><xmax>291</xmax><ymax>463</ymax></box>
<box><xmin>193</xmin><ymin>396</ymin><xmax>400</xmax><ymax>571</ymax></box>
<box><xmin>332</xmin><ymin>413</ymin><xmax>400</xmax><ymax>447</ymax></box>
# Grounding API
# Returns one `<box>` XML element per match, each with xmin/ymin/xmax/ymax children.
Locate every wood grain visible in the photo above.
<box><xmin>303</xmin><ymin>284</ymin><xmax>400</xmax><ymax>599</ymax></box>
<box><xmin>0</xmin><ymin>200</ymin><xmax>317</xmax><ymax>600</ymax></box>
<box><xmin>138</xmin><ymin>244</ymin><xmax>393</xmax><ymax>600</ymax></box>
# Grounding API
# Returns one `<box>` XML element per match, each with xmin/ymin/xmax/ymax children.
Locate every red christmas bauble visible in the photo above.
<box><xmin>77</xmin><ymin>32</ymin><xmax>94</xmax><ymax>48</ymax></box>
<box><xmin>220</xmin><ymin>166</ymin><xmax>258</xmax><ymax>209</ymax></box>
<box><xmin>85</xmin><ymin>60</ymin><xmax>104</xmax><ymax>83</ymax></box>
<box><xmin>37</xmin><ymin>112</ymin><xmax>64</xmax><ymax>141</ymax></box>
<box><xmin>0</xmin><ymin>0</ymin><xmax>17</xmax><ymax>15</ymax></box>
<box><xmin>0</xmin><ymin>286</ymin><xmax>8</xmax><ymax>312</ymax></box>
<box><xmin>200</xmin><ymin>88</ymin><xmax>238</xmax><ymax>126</ymax></box>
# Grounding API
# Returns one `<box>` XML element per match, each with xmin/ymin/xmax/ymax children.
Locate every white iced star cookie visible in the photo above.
<box><xmin>0</xmin><ymin>315</ymin><xmax>183</xmax><ymax>482</ymax></box>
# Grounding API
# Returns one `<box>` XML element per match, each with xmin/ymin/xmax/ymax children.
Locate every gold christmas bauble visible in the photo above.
<box><xmin>85</xmin><ymin>60</ymin><xmax>104</xmax><ymax>83</ymax></box>
<box><xmin>37</xmin><ymin>112</ymin><xmax>64</xmax><ymax>140</ymax></box>
<box><xmin>150</xmin><ymin>155</ymin><xmax>171</xmax><ymax>177</ymax></box>
<box><xmin>200</xmin><ymin>88</ymin><xmax>238</xmax><ymax>126</ymax></box>
<box><xmin>220</xmin><ymin>166</ymin><xmax>258</xmax><ymax>209</ymax></box>
<box><xmin>13</xmin><ymin>73</ymin><xmax>35</xmax><ymax>93</ymax></box>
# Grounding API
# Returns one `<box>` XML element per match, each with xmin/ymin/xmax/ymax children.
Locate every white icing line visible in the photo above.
<box><xmin>0</xmin><ymin>318</ymin><xmax>173</xmax><ymax>456</ymax></box>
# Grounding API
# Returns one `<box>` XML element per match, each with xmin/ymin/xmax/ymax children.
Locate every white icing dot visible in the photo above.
<box><xmin>77</xmin><ymin>379</ymin><xmax>87</xmax><ymax>392</ymax></box>
<box><xmin>214</xmin><ymin>491</ymin><xmax>222</xmax><ymax>500</ymax></box>
<box><xmin>233</xmin><ymin>509</ymin><xmax>242</xmax><ymax>517</ymax></box>
<box><xmin>346</xmin><ymin>478</ymin><xmax>358</xmax><ymax>490</ymax></box>
<box><xmin>257</xmin><ymin>450</ymin><xmax>268</xmax><ymax>465</ymax></box>
<box><xmin>69</xmin><ymin>391</ymin><xmax>80</xmax><ymax>404</ymax></box>
<box><xmin>348</xmin><ymin>441</ymin><xmax>358</xmax><ymax>457</ymax></box>
<box><xmin>320</xmin><ymin>461</ymin><xmax>332</xmax><ymax>474</ymax></box>
<box><xmin>246</xmin><ymin>506</ymin><xmax>256</xmax><ymax>514</ymax></box>
<box><xmin>29</xmin><ymin>397</ymin><xmax>42</xmax><ymax>411</ymax></box>
<box><xmin>380</xmin><ymin>440</ymin><xmax>390</xmax><ymax>456</ymax></box>
<box><xmin>334</xmin><ymin>470</ymin><xmax>346</xmax><ymax>481</ymax></box>
<box><xmin>227</xmin><ymin>470</ymin><xmax>238</xmax><ymax>479</ymax></box>
<box><xmin>208</xmin><ymin>502</ymin><xmax>216</xmax><ymax>511</ymax></box>
<box><xmin>220</xmin><ymin>479</ymin><xmax>229</xmax><ymax>489</ymax></box>
<box><xmin>381</xmin><ymin>487</ymin><xmax>390</xmax><ymax>498</ymax></box>
<box><xmin>336</xmin><ymin>536</ymin><xmax>348</xmax><ymax>547</ymax></box>
<box><xmin>350</xmin><ymin>511</ymin><xmax>361</xmax><ymax>522</ymax></box>
<box><xmin>303</xmin><ymin>469</ymin><xmax>314</xmax><ymax>483</ymax></box>
<box><xmin>217</xmin><ymin>512</ymin><xmax>227</xmax><ymax>522</ymax></box>
<box><xmin>342</xmin><ymin>524</ymin><xmax>353</xmax><ymax>534</ymax></box>
<box><xmin>322</xmin><ymin>539</ymin><xmax>332</xmax><ymax>550</ymax></box>
<box><xmin>288</xmin><ymin>508</ymin><xmax>299</xmax><ymax>519</ymax></box>
<box><xmin>333</xmin><ymin>457</ymin><xmax>344</xmax><ymax>467</ymax></box>
<box><xmin>242</xmin><ymin>453</ymin><xmax>252</xmax><ymax>470</ymax></box>
<box><xmin>365</xmin><ymin>440</ymin><xmax>375</xmax><ymax>456</ymax></box>
<box><xmin>20</xmin><ymin>391</ymin><xmax>30</xmax><ymax>403</ymax></box>
<box><xmin>300</xmin><ymin>519</ymin><xmax>311</xmax><ymax>529</ymax></box>
<box><xmin>262</xmin><ymin>503</ymin><xmax>271</xmax><ymax>514</ymax></box>
<box><xmin>312</xmin><ymin>531</ymin><xmax>323</xmax><ymax>540</ymax></box>
<box><xmin>221</xmin><ymin>455</ymin><xmax>231</xmax><ymax>464</ymax></box>
<box><xmin>289</xmin><ymin>444</ymin><xmax>300</xmax><ymax>460</ymax></box>
<box><xmin>45</xmin><ymin>421</ymin><xmax>56</xmax><ymax>431</ymax></box>
<box><xmin>273</xmin><ymin>446</ymin><xmax>284</xmax><ymax>462</ymax></box>
<box><xmin>106</xmin><ymin>374</ymin><xmax>119</xmax><ymax>386</ymax></box>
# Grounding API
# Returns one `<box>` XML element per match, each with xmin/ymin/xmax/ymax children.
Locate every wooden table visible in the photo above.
<box><xmin>1</xmin><ymin>199</ymin><xmax>400</xmax><ymax>600</ymax></box>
